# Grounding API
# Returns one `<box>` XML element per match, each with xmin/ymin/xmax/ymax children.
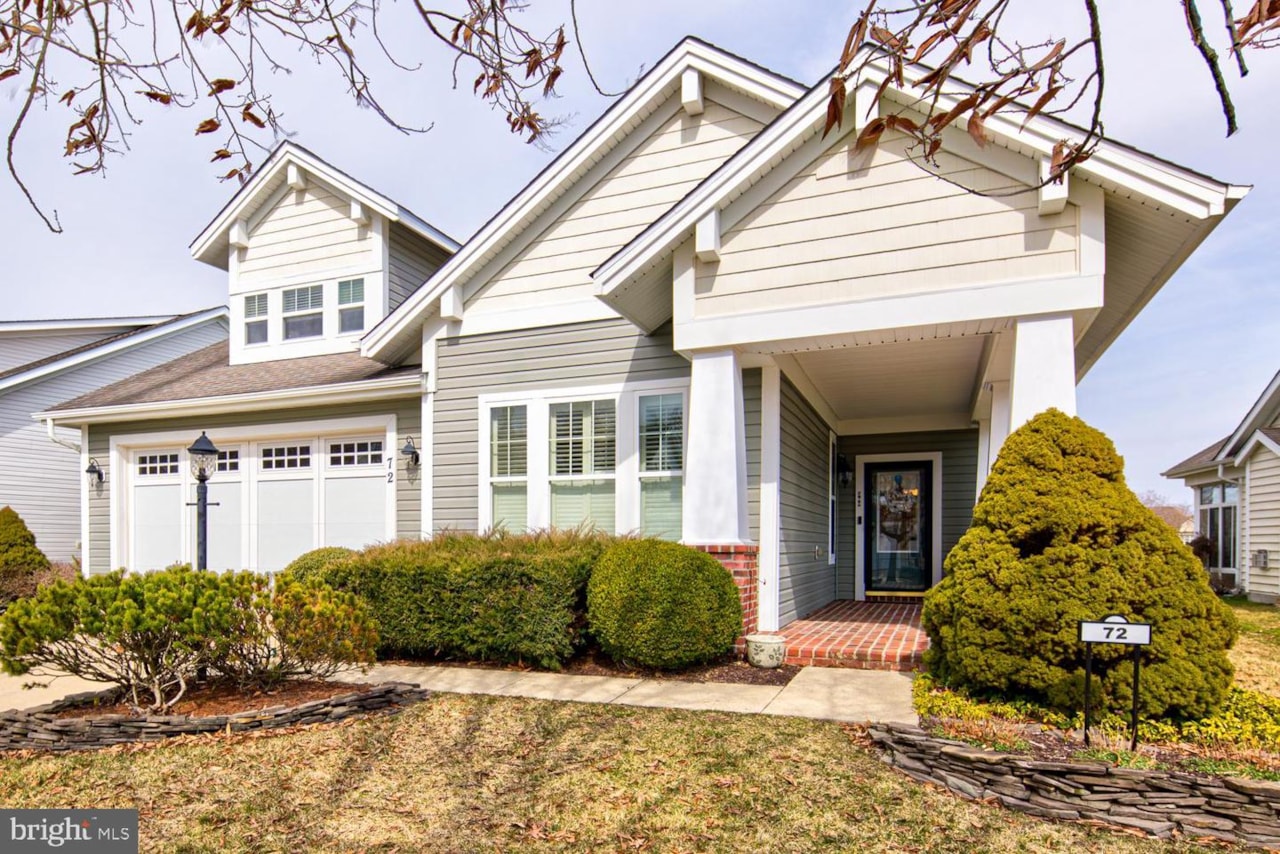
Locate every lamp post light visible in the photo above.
<box><xmin>187</xmin><ymin>431</ymin><xmax>219</xmax><ymax>571</ymax></box>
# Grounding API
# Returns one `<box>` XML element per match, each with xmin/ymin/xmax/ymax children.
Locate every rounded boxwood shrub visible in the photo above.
<box><xmin>282</xmin><ymin>546</ymin><xmax>356</xmax><ymax>581</ymax></box>
<box><xmin>922</xmin><ymin>409</ymin><xmax>1237</xmax><ymax>721</ymax></box>
<box><xmin>588</xmin><ymin>540</ymin><xmax>742</xmax><ymax>670</ymax></box>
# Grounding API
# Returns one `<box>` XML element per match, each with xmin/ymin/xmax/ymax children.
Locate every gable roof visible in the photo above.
<box><xmin>359</xmin><ymin>37</ymin><xmax>807</xmax><ymax>363</ymax></box>
<box><xmin>190</xmin><ymin>142</ymin><xmax>460</xmax><ymax>270</ymax></box>
<box><xmin>593</xmin><ymin>47</ymin><xmax>1249</xmax><ymax>347</ymax></box>
<box><xmin>1163</xmin><ymin>435</ymin><xmax>1232</xmax><ymax>478</ymax></box>
<box><xmin>41</xmin><ymin>340</ymin><xmax>418</xmax><ymax>424</ymax></box>
<box><xmin>0</xmin><ymin>315</ymin><xmax>172</xmax><ymax>334</ymax></box>
<box><xmin>0</xmin><ymin>307</ymin><xmax>228</xmax><ymax>394</ymax></box>
<box><xmin>1165</xmin><ymin>370</ymin><xmax>1280</xmax><ymax>477</ymax></box>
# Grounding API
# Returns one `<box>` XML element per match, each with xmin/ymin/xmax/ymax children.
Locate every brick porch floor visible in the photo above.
<box><xmin>767</xmin><ymin>600</ymin><xmax>929</xmax><ymax>671</ymax></box>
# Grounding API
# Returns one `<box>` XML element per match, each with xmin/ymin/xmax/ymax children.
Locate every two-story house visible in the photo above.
<box><xmin>39</xmin><ymin>39</ymin><xmax>1246</xmax><ymax>636</ymax></box>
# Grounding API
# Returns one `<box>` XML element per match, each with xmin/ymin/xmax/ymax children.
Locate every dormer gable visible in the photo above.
<box><xmin>191</xmin><ymin>143</ymin><xmax>458</xmax><ymax>365</ymax></box>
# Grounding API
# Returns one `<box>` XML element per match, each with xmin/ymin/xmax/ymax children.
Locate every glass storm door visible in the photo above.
<box><xmin>864</xmin><ymin>462</ymin><xmax>932</xmax><ymax>592</ymax></box>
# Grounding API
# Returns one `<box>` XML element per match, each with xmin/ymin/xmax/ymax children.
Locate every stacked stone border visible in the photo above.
<box><xmin>0</xmin><ymin>682</ymin><xmax>429</xmax><ymax>751</ymax></box>
<box><xmin>870</xmin><ymin>722</ymin><xmax>1280</xmax><ymax>848</ymax></box>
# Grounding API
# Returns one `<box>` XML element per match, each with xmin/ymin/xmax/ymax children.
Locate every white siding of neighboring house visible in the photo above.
<box><xmin>0</xmin><ymin>332</ymin><xmax>124</xmax><ymax>374</ymax></box>
<box><xmin>694</xmin><ymin>130</ymin><xmax>1080</xmax><ymax>318</ymax></box>
<box><xmin>1247</xmin><ymin>446</ymin><xmax>1280</xmax><ymax>599</ymax></box>
<box><xmin>237</xmin><ymin>181</ymin><xmax>370</xmax><ymax>288</ymax></box>
<box><xmin>464</xmin><ymin>97</ymin><xmax>765</xmax><ymax>317</ymax></box>
<box><xmin>0</xmin><ymin>320</ymin><xmax>228</xmax><ymax>563</ymax></box>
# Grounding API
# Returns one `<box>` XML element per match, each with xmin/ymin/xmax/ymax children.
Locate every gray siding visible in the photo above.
<box><xmin>778</xmin><ymin>375</ymin><xmax>835</xmax><ymax>625</ymax></box>
<box><xmin>87</xmin><ymin>396</ymin><xmax>420</xmax><ymax>573</ymax></box>
<box><xmin>0</xmin><ymin>321</ymin><xmax>226</xmax><ymax>562</ymax></box>
<box><xmin>388</xmin><ymin>224</ymin><xmax>451</xmax><ymax>311</ymax></box>
<box><xmin>836</xmin><ymin>429</ymin><xmax>979</xmax><ymax>599</ymax></box>
<box><xmin>0</xmin><ymin>331</ymin><xmax>117</xmax><ymax>374</ymax></box>
<box><xmin>743</xmin><ymin>368</ymin><xmax>761</xmax><ymax>541</ymax></box>
<box><xmin>433</xmin><ymin>318</ymin><xmax>689</xmax><ymax>531</ymax></box>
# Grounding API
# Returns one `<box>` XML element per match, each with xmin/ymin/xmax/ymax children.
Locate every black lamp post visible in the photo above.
<box><xmin>187</xmin><ymin>431</ymin><xmax>219</xmax><ymax>571</ymax></box>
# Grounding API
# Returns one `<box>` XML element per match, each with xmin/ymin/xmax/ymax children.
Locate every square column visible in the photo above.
<box><xmin>1009</xmin><ymin>314</ymin><xmax>1077</xmax><ymax>430</ymax></box>
<box><xmin>683</xmin><ymin>349</ymin><xmax>750</xmax><ymax>544</ymax></box>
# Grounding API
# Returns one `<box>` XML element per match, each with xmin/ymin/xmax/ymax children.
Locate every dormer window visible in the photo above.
<box><xmin>338</xmin><ymin>278</ymin><xmax>365</xmax><ymax>334</ymax></box>
<box><xmin>282</xmin><ymin>285</ymin><xmax>323</xmax><ymax>340</ymax></box>
<box><xmin>244</xmin><ymin>293</ymin><xmax>269</xmax><ymax>345</ymax></box>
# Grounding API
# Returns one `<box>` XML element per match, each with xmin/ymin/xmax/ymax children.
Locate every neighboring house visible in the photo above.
<box><xmin>0</xmin><ymin>310</ymin><xmax>228</xmax><ymax>562</ymax></box>
<box><xmin>39</xmin><ymin>39</ymin><xmax>1245</xmax><ymax>636</ymax></box>
<box><xmin>1165</xmin><ymin>370</ymin><xmax>1280</xmax><ymax>602</ymax></box>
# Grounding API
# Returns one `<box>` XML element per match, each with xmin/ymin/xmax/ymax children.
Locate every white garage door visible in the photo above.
<box><xmin>131</xmin><ymin>451</ymin><xmax>183</xmax><ymax>571</ymax></box>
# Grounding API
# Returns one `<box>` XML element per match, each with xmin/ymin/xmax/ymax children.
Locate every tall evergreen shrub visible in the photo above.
<box><xmin>922</xmin><ymin>409</ymin><xmax>1237</xmax><ymax>720</ymax></box>
<box><xmin>0</xmin><ymin>506</ymin><xmax>50</xmax><ymax>605</ymax></box>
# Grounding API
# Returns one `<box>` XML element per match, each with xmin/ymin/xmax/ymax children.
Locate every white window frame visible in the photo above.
<box><xmin>635</xmin><ymin>390</ymin><xmax>688</xmax><ymax>539</ymax></box>
<box><xmin>243</xmin><ymin>293</ymin><xmax>269</xmax><ymax>347</ymax></box>
<box><xmin>1195</xmin><ymin>481</ymin><xmax>1239</xmax><ymax>573</ymax></box>
<box><xmin>325</xmin><ymin>436</ymin><xmax>385</xmax><ymax>471</ymax></box>
<box><xmin>337</xmin><ymin>278</ymin><xmax>366</xmax><ymax>336</ymax></box>
<box><xmin>478</xmin><ymin>378</ymin><xmax>691</xmax><ymax>535</ymax></box>
<box><xmin>110</xmin><ymin>415</ymin><xmax>397</xmax><ymax>574</ymax></box>
<box><xmin>282</xmin><ymin>284</ymin><xmax>324</xmax><ymax>340</ymax></box>
<box><xmin>487</xmin><ymin>404</ymin><xmax>529</xmax><ymax>531</ymax></box>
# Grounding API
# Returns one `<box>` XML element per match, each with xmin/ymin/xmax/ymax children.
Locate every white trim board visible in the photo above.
<box><xmin>853</xmin><ymin>452</ymin><xmax>944</xmax><ymax>601</ymax></box>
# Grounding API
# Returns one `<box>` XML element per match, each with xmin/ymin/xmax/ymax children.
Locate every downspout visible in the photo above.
<box><xmin>45</xmin><ymin>417</ymin><xmax>81</xmax><ymax>453</ymax></box>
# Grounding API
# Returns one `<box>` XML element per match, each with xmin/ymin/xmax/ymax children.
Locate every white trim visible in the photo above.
<box><xmin>683</xmin><ymin>350</ymin><xmax>749</xmax><ymax>544</ymax></box>
<box><xmin>838</xmin><ymin>414</ymin><xmax>975</xmax><ymax>436</ymax></box>
<box><xmin>1236</xmin><ymin>430</ymin><xmax>1280</xmax><ymax>465</ymax></box>
<box><xmin>1218</xmin><ymin>370</ymin><xmax>1280</xmax><ymax>464</ymax></box>
<box><xmin>975</xmin><ymin>419</ymin><xmax>991</xmax><ymax>500</ymax></box>
<box><xmin>681</xmin><ymin>68</ymin><xmax>704</xmax><ymax>116</ymax></box>
<box><xmin>360</xmin><ymin>39</ymin><xmax>805</xmax><ymax>361</ymax></box>
<box><xmin>854</xmin><ymin>451</ymin><xmax>944</xmax><ymax>600</ymax></box>
<box><xmin>695</xmin><ymin>210</ymin><xmax>720</xmax><ymax>262</ymax></box>
<box><xmin>477</xmin><ymin>377</ymin><xmax>691</xmax><ymax>534</ymax></box>
<box><xmin>110</xmin><ymin>414</ymin><xmax>396</xmax><ymax>572</ymax></box>
<box><xmin>1009</xmin><ymin>313</ymin><xmax>1077</xmax><ymax>427</ymax></box>
<box><xmin>758</xmin><ymin>363</ymin><xmax>782</xmax><ymax>632</ymax></box>
<box><xmin>456</xmin><ymin>298</ymin><xmax>617</xmax><ymax>337</ymax></box>
<box><xmin>828</xmin><ymin>431</ymin><xmax>838</xmax><ymax>567</ymax></box>
<box><xmin>674</xmin><ymin>275</ymin><xmax>1104</xmax><ymax>354</ymax></box>
<box><xmin>2</xmin><ymin>307</ymin><xmax>228</xmax><ymax>396</ymax></box>
<box><xmin>80</xmin><ymin>425</ymin><xmax>91</xmax><ymax>577</ymax></box>
<box><xmin>0</xmin><ymin>315</ymin><xmax>172</xmax><ymax>333</ymax></box>
<box><xmin>1038</xmin><ymin>157</ymin><xmax>1069</xmax><ymax>216</ymax></box>
<box><xmin>772</xmin><ymin>355</ymin><xmax>839</xmax><ymax>432</ymax></box>
<box><xmin>40</xmin><ymin>375</ymin><xmax>420</xmax><ymax>426</ymax></box>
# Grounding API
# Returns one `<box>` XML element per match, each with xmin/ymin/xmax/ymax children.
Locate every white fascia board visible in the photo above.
<box><xmin>38</xmin><ymin>374</ymin><xmax>420</xmax><ymax>426</ymax></box>
<box><xmin>676</xmin><ymin>275</ymin><xmax>1103</xmax><ymax>353</ymax></box>
<box><xmin>0</xmin><ymin>315</ymin><xmax>172</xmax><ymax>333</ymax></box>
<box><xmin>361</xmin><ymin>39</ymin><xmax>806</xmax><ymax>363</ymax></box>
<box><xmin>1236</xmin><ymin>431</ymin><xmax>1280</xmax><ymax>465</ymax></box>
<box><xmin>1220</xmin><ymin>370</ymin><xmax>1280</xmax><ymax>461</ymax></box>
<box><xmin>0</xmin><ymin>307</ymin><xmax>229</xmax><ymax>396</ymax></box>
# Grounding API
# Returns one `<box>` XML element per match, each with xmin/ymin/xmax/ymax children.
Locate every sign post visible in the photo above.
<box><xmin>1078</xmin><ymin>615</ymin><xmax>1152</xmax><ymax>751</ymax></box>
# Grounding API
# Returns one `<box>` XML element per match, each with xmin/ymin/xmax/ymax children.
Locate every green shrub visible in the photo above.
<box><xmin>282</xmin><ymin>546</ymin><xmax>356</xmax><ymax>582</ymax></box>
<box><xmin>587</xmin><ymin>540</ymin><xmax>741</xmax><ymax>670</ymax></box>
<box><xmin>0</xmin><ymin>566</ymin><xmax>377</xmax><ymax>710</ymax></box>
<box><xmin>922</xmin><ymin>409</ymin><xmax>1237</xmax><ymax>721</ymax></box>
<box><xmin>310</xmin><ymin>530</ymin><xmax>612</xmax><ymax>669</ymax></box>
<box><xmin>0</xmin><ymin>507</ymin><xmax>50</xmax><ymax>606</ymax></box>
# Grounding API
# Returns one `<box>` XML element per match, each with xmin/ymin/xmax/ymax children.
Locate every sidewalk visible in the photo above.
<box><xmin>0</xmin><ymin>664</ymin><xmax>917</xmax><ymax>725</ymax></box>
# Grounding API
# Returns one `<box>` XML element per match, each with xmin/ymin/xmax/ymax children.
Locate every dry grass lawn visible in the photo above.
<box><xmin>1226</xmin><ymin>595</ymin><xmax>1280</xmax><ymax>696</ymax></box>
<box><xmin>0</xmin><ymin>695</ymin><xmax>1216</xmax><ymax>853</ymax></box>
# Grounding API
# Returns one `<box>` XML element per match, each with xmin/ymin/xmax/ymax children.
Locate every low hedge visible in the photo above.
<box><xmin>306</xmin><ymin>531</ymin><xmax>614</xmax><ymax>669</ymax></box>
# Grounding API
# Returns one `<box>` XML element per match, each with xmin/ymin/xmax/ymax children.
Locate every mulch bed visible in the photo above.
<box><xmin>51</xmin><ymin>680</ymin><xmax>374</xmax><ymax>720</ymax></box>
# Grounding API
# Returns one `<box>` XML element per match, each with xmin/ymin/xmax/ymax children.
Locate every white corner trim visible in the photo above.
<box><xmin>758</xmin><ymin>362</ymin><xmax>781</xmax><ymax>631</ymax></box>
<box><xmin>80</xmin><ymin>424</ymin><xmax>91</xmax><ymax>577</ymax></box>
<box><xmin>853</xmin><ymin>451</ymin><xmax>944</xmax><ymax>600</ymax></box>
<box><xmin>771</xmin><ymin>354</ymin><xmax>839</xmax><ymax>432</ymax></box>
<box><xmin>681</xmin><ymin>68</ymin><xmax>704</xmax><ymax>116</ymax></box>
<box><xmin>1038</xmin><ymin>158</ymin><xmax>1069</xmax><ymax>216</ymax></box>
<box><xmin>421</xmin><ymin>390</ymin><xmax>434</xmax><ymax>537</ymax></box>
<box><xmin>695</xmin><ymin>210</ymin><xmax>721</xmax><ymax>263</ymax></box>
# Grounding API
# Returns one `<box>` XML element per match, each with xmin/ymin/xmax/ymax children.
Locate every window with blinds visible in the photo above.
<box><xmin>244</xmin><ymin>293</ymin><xmax>268</xmax><ymax>345</ymax></box>
<box><xmin>338</xmin><ymin>278</ymin><xmax>365</xmax><ymax>334</ymax></box>
<box><xmin>638</xmin><ymin>393</ymin><xmax>683</xmax><ymax>539</ymax></box>
<box><xmin>282</xmin><ymin>284</ymin><xmax>323</xmax><ymax>340</ymax></box>
<box><xmin>549</xmin><ymin>399</ymin><xmax>615</xmax><ymax>532</ymax></box>
<box><xmin>490</xmin><ymin>405</ymin><xmax>528</xmax><ymax>531</ymax></box>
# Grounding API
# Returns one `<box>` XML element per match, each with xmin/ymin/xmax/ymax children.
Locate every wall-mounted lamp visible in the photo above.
<box><xmin>401</xmin><ymin>436</ymin><xmax>420</xmax><ymax>467</ymax></box>
<box><xmin>85</xmin><ymin>458</ymin><xmax>104</xmax><ymax>484</ymax></box>
<box><xmin>836</xmin><ymin>454</ymin><xmax>854</xmax><ymax>489</ymax></box>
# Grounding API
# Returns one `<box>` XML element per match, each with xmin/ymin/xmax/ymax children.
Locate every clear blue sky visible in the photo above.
<box><xmin>0</xmin><ymin>2</ymin><xmax>1274</xmax><ymax>503</ymax></box>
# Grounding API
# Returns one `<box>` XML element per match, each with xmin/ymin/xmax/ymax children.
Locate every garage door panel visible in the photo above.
<box><xmin>258</xmin><ymin>479</ymin><xmax>315</xmax><ymax>571</ymax></box>
<box><xmin>324</xmin><ymin>476</ymin><xmax>386</xmax><ymax>550</ymax></box>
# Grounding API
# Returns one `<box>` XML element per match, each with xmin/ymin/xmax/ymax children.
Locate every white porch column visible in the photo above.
<box><xmin>1009</xmin><ymin>314</ymin><xmax>1077</xmax><ymax>429</ymax></box>
<box><xmin>683</xmin><ymin>349</ymin><xmax>750</xmax><ymax>544</ymax></box>
<box><xmin>757</xmin><ymin>363</ymin><xmax>782</xmax><ymax>631</ymax></box>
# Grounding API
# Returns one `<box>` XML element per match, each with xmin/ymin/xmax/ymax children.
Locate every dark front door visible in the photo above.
<box><xmin>864</xmin><ymin>461</ymin><xmax>932</xmax><ymax>593</ymax></box>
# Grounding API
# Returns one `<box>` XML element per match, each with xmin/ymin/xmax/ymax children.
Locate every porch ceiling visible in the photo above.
<box><xmin>790</xmin><ymin>335</ymin><xmax>987</xmax><ymax>422</ymax></box>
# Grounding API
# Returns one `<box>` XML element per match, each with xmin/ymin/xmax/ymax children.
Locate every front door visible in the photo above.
<box><xmin>864</xmin><ymin>461</ymin><xmax>932</xmax><ymax>593</ymax></box>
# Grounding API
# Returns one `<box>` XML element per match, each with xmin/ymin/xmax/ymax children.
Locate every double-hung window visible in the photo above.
<box><xmin>550</xmin><ymin>400</ymin><xmax>616</xmax><ymax>532</ymax></box>
<box><xmin>489</xmin><ymin>406</ymin><xmax>528</xmax><ymax>531</ymax></box>
<box><xmin>282</xmin><ymin>285</ymin><xmax>323</xmax><ymax>340</ymax></box>
<box><xmin>244</xmin><ymin>293</ymin><xmax>268</xmax><ymax>345</ymax></box>
<box><xmin>637</xmin><ymin>393</ymin><xmax>683</xmax><ymax>538</ymax></box>
<box><xmin>1198</xmin><ymin>482</ymin><xmax>1238</xmax><ymax>571</ymax></box>
<box><xmin>338</xmin><ymin>278</ymin><xmax>365</xmax><ymax>334</ymax></box>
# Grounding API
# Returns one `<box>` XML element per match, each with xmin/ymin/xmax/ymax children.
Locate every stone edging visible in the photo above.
<box><xmin>869</xmin><ymin>722</ymin><xmax>1280</xmax><ymax>848</ymax></box>
<box><xmin>0</xmin><ymin>682</ymin><xmax>429</xmax><ymax>751</ymax></box>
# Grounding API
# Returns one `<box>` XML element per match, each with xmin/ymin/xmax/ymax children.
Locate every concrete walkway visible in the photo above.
<box><xmin>0</xmin><ymin>664</ymin><xmax>917</xmax><ymax>725</ymax></box>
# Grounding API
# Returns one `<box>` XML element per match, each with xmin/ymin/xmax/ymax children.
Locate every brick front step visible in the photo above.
<box><xmin>784</xmin><ymin>650</ymin><xmax>924</xmax><ymax>672</ymax></box>
<box><xmin>769</xmin><ymin>600</ymin><xmax>929</xmax><ymax>674</ymax></box>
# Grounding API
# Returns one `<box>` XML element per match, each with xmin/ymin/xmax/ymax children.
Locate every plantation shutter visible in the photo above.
<box><xmin>549</xmin><ymin>400</ymin><xmax>616</xmax><ymax>532</ymax></box>
<box><xmin>638</xmin><ymin>394</ymin><xmax>683</xmax><ymax>539</ymax></box>
<box><xmin>490</xmin><ymin>406</ymin><xmax>528</xmax><ymax>531</ymax></box>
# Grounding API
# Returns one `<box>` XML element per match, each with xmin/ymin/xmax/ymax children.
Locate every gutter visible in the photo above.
<box><xmin>45</xmin><ymin>417</ymin><xmax>81</xmax><ymax>454</ymax></box>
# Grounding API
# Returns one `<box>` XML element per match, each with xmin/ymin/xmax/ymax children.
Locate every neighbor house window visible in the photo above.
<box><xmin>328</xmin><ymin>439</ymin><xmax>383</xmax><ymax>467</ymax></box>
<box><xmin>244</xmin><ymin>293</ymin><xmax>268</xmax><ymax>345</ymax></box>
<box><xmin>489</xmin><ymin>405</ymin><xmax>528</xmax><ymax>531</ymax></box>
<box><xmin>338</xmin><ymin>278</ymin><xmax>365</xmax><ymax>334</ymax></box>
<box><xmin>282</xmin><ymin>285</ymin><xmax>323</xmax><ymax>340</ymax></box>
<box><xmin>261</xmin><ymin>444</ymin><xmax>312</xmax><ymax>470</ymax></box>
<box><xmin>550</xmin><ymin>399</ymin><xmax>616</xmax><ymax>532</ymax></box>
<box><xmin>638</xmin><ymin>393</ymin><xmax>683</xmax><ymax>539</ymax></box>
<box><xmin>1198</xmin><ymin>482</ymin><xmax>1238</xmax><ymax>570</ymax></box>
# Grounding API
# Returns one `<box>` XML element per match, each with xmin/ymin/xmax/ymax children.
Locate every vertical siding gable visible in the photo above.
<box><xmin>696</xmin><ymin>131</ymin><xmax>1080</xmax><ymax>317</ymax></box>
<box><xmin>463</xmin><ymin>98</ymin><xmax>764</xmax><ymax>316</ymax></box>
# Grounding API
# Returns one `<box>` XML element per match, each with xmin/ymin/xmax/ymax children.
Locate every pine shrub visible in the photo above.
<box><xmin>922</xmin><ymin>409</ymin><xmax>1237</xmax><ymax>721</ymax></box>
<box><xmin>587</xmin><ymin>540</ymin><xmax>742</xmax><ymax>670</ymax></box>
<box><xmin>0</xmin><ymin>506</ymin><xmax>50</xmax><ymax>606</ymax></box>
